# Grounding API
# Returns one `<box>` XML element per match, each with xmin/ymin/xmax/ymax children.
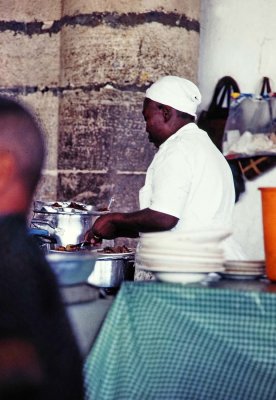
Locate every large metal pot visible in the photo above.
<box><xmin>87</xmin><ymin>253</ymin><xmax>135</xmax><ymax>289</ymax></box>
<box><xmin>31</xmin><ymin>201</ymin><xmax>108</xmax><ymax>246</ymax></box>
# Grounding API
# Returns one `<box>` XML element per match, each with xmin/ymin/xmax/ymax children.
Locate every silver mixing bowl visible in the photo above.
<box><xmin>46</xmin><ymin>252</ymin><xmax>99</xmax><ymax>286</ymax></box>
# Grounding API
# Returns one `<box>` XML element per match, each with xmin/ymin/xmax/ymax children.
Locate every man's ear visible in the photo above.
<box><xmin>0</xmin><ymin>151</ymin><xmax>16</xmax><ymax>192</ymax></box>
<box><xmin>162</xmin><ymin>105</ymin><xmax>173</xmax><ymax>122</ymax></box>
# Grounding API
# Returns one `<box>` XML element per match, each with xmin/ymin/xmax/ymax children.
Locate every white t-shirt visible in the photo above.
<box><xmin>139</xmin><ymin>123</ymin><xmax>245</xmax><ymax>259</ymax></box>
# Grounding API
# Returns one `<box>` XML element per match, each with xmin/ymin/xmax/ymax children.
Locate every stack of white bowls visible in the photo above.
<box><xmin>135</xmin><ymin>229</ymin><xmax>231</xmax><ymax>284</ymax></box>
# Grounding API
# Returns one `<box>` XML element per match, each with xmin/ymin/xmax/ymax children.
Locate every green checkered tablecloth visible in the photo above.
<box><xmin>84</xmin><ymin>281</ymin><xmax>276</xmax><ymax>400</ymax></box>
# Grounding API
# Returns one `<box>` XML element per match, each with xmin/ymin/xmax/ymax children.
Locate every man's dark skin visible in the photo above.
<box><xmin>85</xmin><ymin>98</ymin><xmax>194</xmax><ymax>244</ymax></box>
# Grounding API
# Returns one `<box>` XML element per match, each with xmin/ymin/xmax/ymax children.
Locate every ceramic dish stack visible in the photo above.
<box><xmin>220</xmin><ymin>260</ymin><xmax>265</xmax><ymax>280</ymax></box>
<box><xmin>136</xmin><ymin>229</ymin><xmax>231</xmax><ymax>284</ymax></box>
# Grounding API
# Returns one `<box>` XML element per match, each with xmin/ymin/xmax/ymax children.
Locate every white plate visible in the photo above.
<box><xmin>140</xmin><ymin>240</ymin><xmax>222</xmax><ymax>251</ymax></box>
<box><xmin>139</xmin><ymin>246</ymin><xmax>224</xmax><ymax>258</ymax></box>
<box><xmin>137</xmin><ymin>253</ymin><xmax>223</xmax><ymax>267</ymax></box>
<box><xmin>90</xmin><ymin>248</ymin><xmax>135</xmax><ymax>256</ymax></box>
<box><xmin>136</xmin><ymin>258</ymin><xmax>224</xmax><ymax>273</ymax></box>
<box><xmin>95</xmin><ymin>251</ymin><xmax>135</xmax><ymax>257</ymax></box>
<box><xmin>139</xmin><ymin>250</ymin><xmax>224</xmax><ymax>261</ymax></box>
<box><xmin>153</xmin><ymin>272</ymin><xmax>208</xmax><ymax>284</ymax></box>
<box><xmin>224</xmin><ymin>260</ymin><xmax>265</xmax><ymax>269</ymax></box>
<box><xmin>50</xmin><ymin>249</ymin><xmax>135</xmax><ymax>258</ymax></box>
<box><xmin>219</xmin><ymin>272</ymin><xmax>264</xmax><ymax>280</ymax></box>
<box><xmin>224</xmin><ymin>267</ymin><xmax>265</xmax><ymax>274</ymax></box>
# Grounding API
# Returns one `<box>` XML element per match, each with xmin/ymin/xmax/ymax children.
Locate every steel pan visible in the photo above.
<box><xmin>87</xmin><ymin>252</ymin><xmax>135</xmax><ymax>289</ymax></box>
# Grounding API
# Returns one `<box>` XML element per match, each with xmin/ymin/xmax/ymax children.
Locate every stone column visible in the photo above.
<box><xmin>57</xmin><ymin>0</ymin><xmax>201</xmax><ymax>212</ymax></box>
<box><xmin>0</xmin><ymin>0</ymin><xmax>62</xmax><ymax>200</ymax></box>
<box><xmin>0</xmin><ymin>0</ymin><xmax>200</xmax><ymax>215</ymax></box>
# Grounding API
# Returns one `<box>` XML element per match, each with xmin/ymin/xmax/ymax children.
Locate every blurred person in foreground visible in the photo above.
<box><xmin>0</xmin><ymin>96</ymin><xmax>84</xmax><ymax>399</ymax></box>
<box><xmin>86</xmin><ymin>76</ymin><xmax>244</xmax><ymax>260</ymax></box>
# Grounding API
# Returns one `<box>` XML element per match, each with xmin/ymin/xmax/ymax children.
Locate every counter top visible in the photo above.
<box><xmin>63</xmin><ymin>274</ymin><xmax>276</xmax><ymax>358</ymax></box>
<box><xmin>201</xmin><ymin>272</ymin><xmax>276</xmax><ymax>292</ymax></box>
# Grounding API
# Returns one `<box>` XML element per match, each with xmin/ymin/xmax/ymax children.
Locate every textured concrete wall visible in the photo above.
<box><xmin>62</xmin><ymin>0</ymin><xmax>199</xmax><ymax>18</ymax></box>
<box><xmin>0</xmin><ymin>0</ymin><xmax>61</xmax><ymax>21</ymax></box>
<box><xmin>0</xmin><ymin>0</ymin><xmax>61</xmax><ymax>201</ymax></box>
<box><xmin>0</xmin><ymin>0</ymin><xmax>200</xmax><ymax>215</ymax></box>
<box><xmin>58</xmin><ymin>0</ymin><xmax>201</xmax><ymax>212</ymax></box>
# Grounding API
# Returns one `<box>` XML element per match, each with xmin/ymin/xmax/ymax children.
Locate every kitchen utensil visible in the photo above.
<box><xmin>31</xmin><ymin>200</ymin><xmax>109</xmax><ymax>246</ymax></box>
<box><xmin>87</xmin><ymin>251</ymin><xmax>135</xmax><ymax>289</ymax></box>
<box><xmin>75</xmin><ymin>241</ymin><xmax>92</xmax><ymax>249</ymax></box>
<box><xmin>107</xmin><ymin>196</ymin><xmax>115</xmax><ymax>210</ymax></box>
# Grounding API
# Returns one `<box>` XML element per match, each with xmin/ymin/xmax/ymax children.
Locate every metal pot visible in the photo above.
<box><xmin>87</xmin><ymin>253</ymin><xmax>135</xmax><ymax>289</ymax></box>
<box><xmin>31</xmin><ymin>201</ymin><xmax>108</xmax><ymax>246</ymax></box>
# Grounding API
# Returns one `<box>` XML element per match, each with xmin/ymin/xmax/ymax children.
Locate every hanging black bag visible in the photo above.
<box><xmin>198</xmin><ymin>76</ymin><xmax>240</xmax><ymax>151</ymax></box>
<box><xmin>198</xmin><ymin>76</ymin><xmax>244</xmax><ymax>202</ymax></box>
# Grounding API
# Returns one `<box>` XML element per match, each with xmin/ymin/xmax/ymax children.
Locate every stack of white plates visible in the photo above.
<box><xmin>136</xmin><ymin>229</ymin><xmax>231</xmax><ymax>284</ymax></box>
<box><xmin>220</xmin><ymin>260</ymin><xmax>265</xmax><ymax>280</ymax></box>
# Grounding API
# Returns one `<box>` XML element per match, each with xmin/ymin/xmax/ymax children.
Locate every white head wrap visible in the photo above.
<box><xmin>145</xmin><ymin>76</ymin><xmax>201</xmax><ymax>117</ymax></box>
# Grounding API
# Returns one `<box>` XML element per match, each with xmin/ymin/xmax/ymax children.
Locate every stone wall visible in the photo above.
<box><xmin>0</xmin><ymin>0</ymin><xmax>200</xmax><ymax>213</ymax></box>
<box><xmin>0</xmin><ymin>0</ymin><xmax>61</xmax><ymax>200</ymax></box>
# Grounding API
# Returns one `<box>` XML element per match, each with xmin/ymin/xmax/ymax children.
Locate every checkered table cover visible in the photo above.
<box><xmin>84</xmin><ymin>281</ymin><xmax>276</xmax><ymax>400</ymax></box>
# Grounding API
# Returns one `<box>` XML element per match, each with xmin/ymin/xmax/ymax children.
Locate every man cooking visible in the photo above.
<box><xmin>85</xmin><ymin>75</ymin><xmax>242</xmax><ymax>259</ymax></box>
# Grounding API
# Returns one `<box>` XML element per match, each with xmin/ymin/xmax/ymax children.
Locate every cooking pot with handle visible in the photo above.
<box><xmin>87</xmin><ymin>252</ymin><xmax>135</xmax><ymax>290</ymax></box>
<box><xmin>31</xmin><ymin>201</ymin><xmax>109</xmax><ymax>246</ymax></box>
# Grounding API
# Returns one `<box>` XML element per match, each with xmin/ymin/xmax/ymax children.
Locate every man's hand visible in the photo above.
<box><xmin>85</xmin><ymin>213</ymin><xmax>119</xmax><ymax>244</ymax></box>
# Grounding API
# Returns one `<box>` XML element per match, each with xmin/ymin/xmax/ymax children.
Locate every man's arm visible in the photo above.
<box><xmin>85</xmin><ymin>208</ymin><xmax>178</xmax><ymax>242</ymax></box>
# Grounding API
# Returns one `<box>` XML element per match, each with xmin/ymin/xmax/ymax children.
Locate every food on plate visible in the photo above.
<box><xmin>55</xmin><ymin>244</ymin><xmax>81</xmax><ymax>252</ymax></box>
<box><xmin>68</xmin><ymin>201</ymin><xmax>87</xmax><ymax>210</ymax></box>
<box><xmin>98</xmin><ymin>245</ymin><xmax>132</xmax><ymax>254</ymax></box>
<box><xmin>50</xmin><ymin>201</ymin><xmax>88</xmax><ymax>211</ymax></box>
<box><xmin>51</xmin><ymin>202</ymin><xmax>63</xmax><ymax>207</ymax></box>
<box><xmin>53</xmin><ymin>244</ymin><xmax>133</xmax><ymax>254</ymax></box>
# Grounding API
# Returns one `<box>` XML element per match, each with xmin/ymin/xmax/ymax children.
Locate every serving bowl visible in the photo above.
<box><xmin>46</xmin><ymin>252</ymin><xmax>98</xmax><ymax>286</ymax></box>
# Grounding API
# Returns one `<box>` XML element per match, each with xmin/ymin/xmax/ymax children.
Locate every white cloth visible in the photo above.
<box><xmin>139</xmin><ymin>123</ymin><xmax>245</xmax><ymax>260</ymax></box>
<box><xmin>145</xmin><ymin>76</ymin><xmax>201</xmax><ymax>116</ymax></box>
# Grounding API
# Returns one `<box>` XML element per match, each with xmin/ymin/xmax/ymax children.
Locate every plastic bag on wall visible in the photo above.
<box><xmin>223</xmin><ymin>77</ymin><xmax>276</xmax><ymax>158</ymax></box>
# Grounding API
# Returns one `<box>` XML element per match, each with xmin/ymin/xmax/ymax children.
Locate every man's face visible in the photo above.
<box><xmin>142</xmin><ymin>99</ymin><xmax>167</xmax><ymax>148</ymax></box>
